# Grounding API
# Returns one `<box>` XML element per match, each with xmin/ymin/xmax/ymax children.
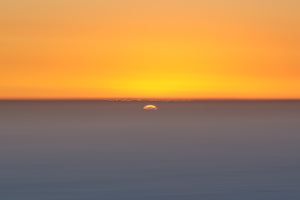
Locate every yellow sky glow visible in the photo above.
<box><xmin>0</xmin><ymin>0</ymin><xmax>299</xmax><ymax>99</ymax></box>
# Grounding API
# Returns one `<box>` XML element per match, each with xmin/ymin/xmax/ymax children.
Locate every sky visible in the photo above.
<box><xmin>0</xmin><ymin>0</ymin><xmax>299</xmax><ymax>99</ymax></box>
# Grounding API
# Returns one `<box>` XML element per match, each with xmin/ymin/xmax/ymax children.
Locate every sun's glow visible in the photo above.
<box><xmin>0</xmin><ymin>1</ymin><xmax>299</xmax><ymax>99</ymax></box>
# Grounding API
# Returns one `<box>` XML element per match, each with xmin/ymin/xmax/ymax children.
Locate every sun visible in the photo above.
<box><xmin>143</xmin><ymin>105</ymin><xmax>158</xmax><ymax>110</ymax></box>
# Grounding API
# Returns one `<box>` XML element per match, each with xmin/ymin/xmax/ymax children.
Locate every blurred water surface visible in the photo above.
<box><xmin>0</xmin><ymin>101</ymin><xmax>300</xmax><ymax>200</ymax></box>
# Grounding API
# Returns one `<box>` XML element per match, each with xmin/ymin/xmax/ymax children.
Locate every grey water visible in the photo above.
<box><xmin>0</xmin><ymin>101</ymin><xmax>300</xmax><ymax>200</ymax></box>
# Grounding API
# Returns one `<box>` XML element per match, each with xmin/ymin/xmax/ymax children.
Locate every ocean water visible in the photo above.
<box><xmin>0</xmin><ymin>101</ymin><xmax>299</xmax><ymax>200</ymax></box>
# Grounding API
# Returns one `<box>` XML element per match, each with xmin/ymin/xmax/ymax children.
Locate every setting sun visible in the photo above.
<box><xmin>143</xmin><ymin>105</ymin><xmax>158</xmax><ymax>110</ymax></box>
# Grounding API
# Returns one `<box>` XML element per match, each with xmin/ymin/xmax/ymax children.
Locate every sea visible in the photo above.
<box><xmin>0</xmin><ymin>100</ymin><xmax>299</xmax><ymax>200</ymax></box>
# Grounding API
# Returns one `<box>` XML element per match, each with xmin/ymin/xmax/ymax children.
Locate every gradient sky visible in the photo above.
<box><xmin>0</xmin><ymin>0</ymin><xmax>299</xmax><ymax>99</ymax></box>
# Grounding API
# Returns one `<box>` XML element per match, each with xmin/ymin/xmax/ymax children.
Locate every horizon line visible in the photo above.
<box><xmin>0</xmin><ymin>98</ymin><xmax>300</xmax><ymax>102</ymax></box>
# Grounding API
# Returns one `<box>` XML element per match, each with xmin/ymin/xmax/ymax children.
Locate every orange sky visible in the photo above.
<box><xmin>0</xmin><ymin>0</ymin><xmax>299</xmax><ymax>99</ymax></box>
